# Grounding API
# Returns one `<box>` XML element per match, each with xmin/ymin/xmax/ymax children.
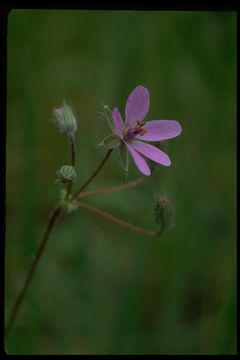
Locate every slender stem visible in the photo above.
<box><xmin>66</xmin><ymin>136</ymin><xmax>76</xmax><ymax>198</ymax></box>
<box><xmin>70</xmin><ymin>135</ymin><xmax>76</xmax><ymax>167</ymax></box>
<box><xmin>5</xmin><ymin>206</ymin><xmax>62</xmax><ymax>339</ymax></box>
<box><xmin>73</xmin><ymin>149</ymin><xmax>113</xmax><ymax>200</ymax></box>
<box><xmin>77</xmin><ymin>177</ymin><xmax>146</xmax><ymax>199</ymax></box>
<box><xmin>66</xmin><ymin>181</ymin><xmax>72</xmax><ymax>197</ymax></box>
<box><xmin>77</xmin><ymin>201</ymin><xmax>159</xmax><ymax>237</ymax></box>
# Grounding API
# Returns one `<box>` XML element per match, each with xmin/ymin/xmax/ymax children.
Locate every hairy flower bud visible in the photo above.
<box><xmin>53</xmin><ymin>100</ymin><xmax>77</xmax><ymax>137</ymax></box>
<box><xmin>154</xmin><ymin>196</ymin><xmax>174</xmax><ymax>234</ymax></box>
<box><xmin>55</xmin><ymin>165</ymin><xmax>77</xmax><ymax>184</ymax></box>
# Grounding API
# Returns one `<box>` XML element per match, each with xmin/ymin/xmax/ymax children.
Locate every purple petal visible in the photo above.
<box><xmin>125</xmin><ymin>86</ymin><xmax>150</xmax><ymax>125</ymax></box>
<box><xmin>112</xmin><ymin>108</ymin><xmax>123</xmax><ymax>138</ymax></box>
<box><xmin>130</xmin><ymin>141</ymin><xmax>171</xmax><ymax>166</ymax></box>
<box><xmin>135</xmin><ymin>120</ymin><xmax>182</xmax><ymax>142</ymax></box>
<box><xmin>126</xmin><ymin>143</ymin><xmax>151</xmax><ymax>176</ymax></box>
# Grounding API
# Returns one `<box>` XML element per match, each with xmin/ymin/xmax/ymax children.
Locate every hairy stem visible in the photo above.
<box><xmin>73</xmin><ymin>149</ymin><xmax>113</xmax><ymax>199</ymax></box>
<box><xmin>77</xmin><ymin>201</ymin><xmax>159</xmax><ymax>237</ymax></box>
<box><xmin>77</xmin><ymin>177</ymin><xmax>146</xmax><ymax>199</ymax></box>
<box><xmin>5</xmin><ymin>206</ymin><xmax>62</xmax><ymax>339</ymax></box>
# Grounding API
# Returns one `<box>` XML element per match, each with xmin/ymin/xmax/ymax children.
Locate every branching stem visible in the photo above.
<box><xmin>77</xmin><ymin>201</ymin><xmax>159</xmax><ymax>237</ymax></box>
<box><xmin>73</xmin><ymin>149</ymin><xmax>113</xmax><ymax>199</ymax></box>
<box><xmin>77</xmin><ymin>177</ymin><xmax>146</xmax><ymax>199</ymax></box>
<box><xmin>5</xmin><ymin>206</ymin><xmax>62</xmax><ymax>339</ymax></box>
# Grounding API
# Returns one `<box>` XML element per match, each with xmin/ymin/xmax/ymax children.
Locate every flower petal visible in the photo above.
<box><xmin>112</xmin><ymin>107</ymin><xmax>123</xmax><ymax>138</ymax></box>
<box><xmin>125</xmin><ymin>86</ymin><xmax>150</xmax><ymax>125</ymax></box>
<box><xmin>135</xmin><ymin>120</ymin><xmax>182</xmax><ymax>141</ymax></box>
<box><xmin>130</xmin><ymin>141</ymin><xmax>171</xmax><ymax>166</ymax></box>
<box><xmin>126</xmin><ymin>143</ymin><xmax>151</xmax><ymax>176</ymax></box>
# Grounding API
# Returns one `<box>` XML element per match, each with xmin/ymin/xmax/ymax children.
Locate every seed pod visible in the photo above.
<box><xmin>154</xmin><ymin>195</ymin><xmax>174</xmax><ymax>234</ymax></box>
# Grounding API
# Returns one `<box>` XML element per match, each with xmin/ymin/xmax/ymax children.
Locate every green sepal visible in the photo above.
<box><xmin>100</xmin><ymin>103</ymin><xmax>115</xmax><ymax>133</ymax></box>
<box><xmin>99</xmin><ymin>133</ymin><xmax>121</xmax><ymax>149</ymax></box>
<box><xmin>119</xmin><ymin>142</ymin><xmax>129</xmax><ymax>173</ymax></box>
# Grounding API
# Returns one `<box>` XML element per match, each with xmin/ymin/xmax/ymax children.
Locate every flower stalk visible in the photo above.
<box><xmin>66</xmin><ymin>135</ymin><xmax>76</xmax><ymax>197</ymax></box>
<box><xmin>77</xmin><ymin>177</ymin><xmax>146</xmax><ymax>199</ymax></box>
<box><xmin>72</xmin><ymin>149</ymin><xmax>113</xmax><ymax>199</ymax></box>
<box><xmin>70</xmin><ymin>135</ymin><xmax>76</xmax><ymax>168</ymax></box>
<box><xmin>77</xmin><ymin>201</ymin><xmax>159</xmax><ymax>237</ymax></box>
<box><xmin>5</xmin><ymin>206</ymin><xmax>62</xmax><ymax>339</ymax></box>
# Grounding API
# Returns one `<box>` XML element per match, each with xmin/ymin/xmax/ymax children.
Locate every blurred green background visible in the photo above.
<box><xmin>5</xmin><ymin>10</ymin><xmax>236</xmax><ymax>354</ymax></box>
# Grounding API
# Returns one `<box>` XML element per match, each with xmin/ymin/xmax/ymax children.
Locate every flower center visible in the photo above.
<box><xmin>123</xmin><ymin>121</ymin><xmax>147</xmax><ymax>141</ymax></box>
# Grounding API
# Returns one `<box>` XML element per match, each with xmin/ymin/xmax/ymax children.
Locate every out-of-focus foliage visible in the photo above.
<box><xmin>6</xmin><ymin>10</ymin><xmax>236</xmax><ymax>354</ymax></box>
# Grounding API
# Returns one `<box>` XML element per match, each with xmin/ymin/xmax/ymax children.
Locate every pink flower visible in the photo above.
<box><xmin>112</xmin><ymin>86</ymin><xmax>182</xmax><ymax>176</ymax></box>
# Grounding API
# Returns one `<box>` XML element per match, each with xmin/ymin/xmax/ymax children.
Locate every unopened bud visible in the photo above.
<box><xmin>154</xmin><ymin>196</ymin><xmax>174</xmax><ymax>234</ymax></box>
<box><xmin>53</xmin><ymin>100</ymin><xmax>77</xmax><ymax>137</ymax></box>
<box><xmin>55</xmin><ymin>165</ymin><xmax>77</xmax><ymax>184</ymax></box>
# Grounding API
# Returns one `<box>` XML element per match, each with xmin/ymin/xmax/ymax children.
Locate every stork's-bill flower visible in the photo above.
<box><xmin>101</xmin><ymin>86</ymin><xmax>182</xmax><ymax>176</ymax></box>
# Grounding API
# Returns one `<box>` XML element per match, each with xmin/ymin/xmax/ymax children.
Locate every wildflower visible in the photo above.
<box><xmin>105</xmin><ymin>86</ymin><xmax>182</xmax><ymax>176</ymax></box>
<box><xmin>53</xmin><ymin>100</ymin><xmax>77</xmax><ymax>137</ymax></box>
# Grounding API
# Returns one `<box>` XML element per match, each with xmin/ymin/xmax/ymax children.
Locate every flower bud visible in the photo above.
<box><xmin>53</xmin><ymin>100</ymin><xmax>77</xmax><ymax>137</ymax></box>
<box><xmin>55</xmin><ymin>165</ymin><xmax>77</xmax><ymax>184</ymax></box>
<box><xmin>154</xmin><ymin>196</ymin><xmax>174</xmax><ymax>234</ymax></box>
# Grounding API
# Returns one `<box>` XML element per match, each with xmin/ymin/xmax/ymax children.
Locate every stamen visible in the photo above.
<box><xmin>139</xmin><ymin>127</ymin><xmax>147</xmax><ymax>136</ymax></box>
<box><xmin>123</xmin><ymin>121</ymin><xmax>147</xmax><ymax>140</ymax></box>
